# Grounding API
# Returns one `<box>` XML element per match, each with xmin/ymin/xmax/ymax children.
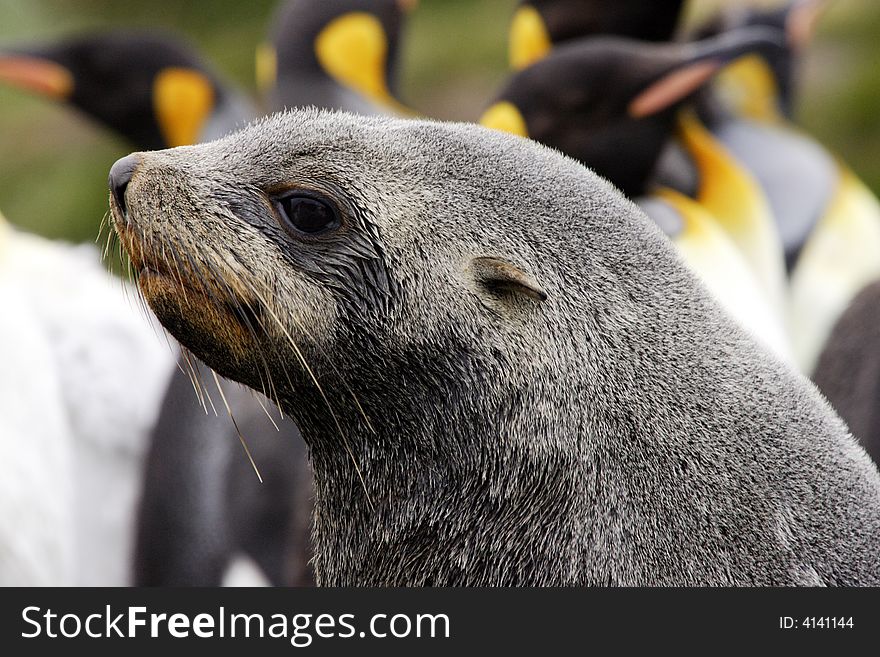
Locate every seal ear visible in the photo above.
<box><xmin>469</xmin><ymin>256</ymin><xmax>548</xmax><ymax>302</ymax></box>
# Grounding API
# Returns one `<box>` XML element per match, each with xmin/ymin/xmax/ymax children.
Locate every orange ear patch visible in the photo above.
<box><xmin>628</xmin><ymin>60</ymin><xmax>720</xmax><ymax>119</ymax></box>
<box><xmin>508</xmin><ymin>4</ymin><xmax>552</xmax><ymax>70</ymax></box>
<box><xmin>479</xmin><ymin>101</ymin><xmax>529</xmax><ymax>137</ymax></box>
<box><xmin>255</xmin><ymin>42</ymin><xmax>278</xmax><ymax>94</ymax></box>
<box><xmin>315</xmin><ymin>12</ymin><xmax>391</xmax><ymax>104</ymax></box>
<box><xmin>152</xmin><ymin>67</ymin><xmax>215</xmax><ymax>147</ymax></box>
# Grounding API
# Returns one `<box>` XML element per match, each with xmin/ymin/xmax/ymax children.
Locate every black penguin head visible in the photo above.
<box><xmin>0</xmin><ymin>31</ymin><xmax>224</xmax><ymax>149</ymax></box>
<box><xmin>693</xmin><ymin>0</ymin><xmax>828</xmax><ymax>120</ymax></box>
<box><xmin>483</xmin><ymin>27</ymin><xmax>787</xmax><ymax>198</ymax></box>
<box><xmin>508</xmin><ymin>0</ymin><xmax>686</xmax><ymax>69</ymax></box>
<box><xmin>258</xmin><ymin>0</ymin><xmax>414</xmax><ymax>110</ymax></box>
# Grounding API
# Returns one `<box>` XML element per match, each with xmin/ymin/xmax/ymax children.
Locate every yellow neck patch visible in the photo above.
<box><xmin>314</xmin><ymin>12</ymin><xmax>395</xmax><ymax>107</ymax></box>
<box><xmin>152</xmin><ymin>67</ymin><xmax>215</xmax><ymax>147</ymax></box>
<box><xmin>788</xmin><ymin>164</ymin><xmax>880</xmax><ymax>371</ymax></box>
<box><xmin>255</xmin><ymin>42</ymin><xmax>278</xmax><ymax>95</ymax></box>
<box><xmin>654</xmin><ymin>185</ymin><xmax>757</xmax><ymax>289</ymax></box>
<box><xmin>479</xmin><ymin>101</ymin><xmax>528</xmax><ymax>137</ymax></box>
<box><xmin>677</xmin><ymin>110</ymin><xmax>786</xmax><ymax>309</ymax></box>
<box><xmin>714</xmin><ymin>54</ymin><xmax>782</xmax><ymax>124</ymax></box>
<box><xmin>678</xmin><ymin>110</ymin><xmax>768</xmax><ymax>234</ymax></box>
<box><xmin>508</xmin><ymin>4</ymin><xmax>552</xmax><ymax>70</ymax></box>
<box><xmin>654</xmin><ymin>186</ymin><xmax>720</xmax><ymax>242</ymax></box>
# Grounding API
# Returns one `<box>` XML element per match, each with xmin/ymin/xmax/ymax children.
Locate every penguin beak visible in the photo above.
<box><xmin>0</xmin><ymin>53</ymin><xmax>74</xmax><ymax>99</ymax></box>
<box><xmin>628</xmin><ymin>27</ymin><xmax>786</xmax><ymax>119</ymax></box>
<box><xmin>786</xmin><ymin>0</ymin><xmax>829</xmax><ymax>51</ymax></box>
<box><xmin>628</xmin><ymin>60</ymin><xmax>721</xmax><ymax>119</ymax></box>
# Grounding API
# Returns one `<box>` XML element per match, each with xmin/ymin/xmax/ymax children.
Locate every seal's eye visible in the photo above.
<box><xmin>275</xmin><ymin>193</ymin><xmax>340</xmax><ymax>236</ymax></box>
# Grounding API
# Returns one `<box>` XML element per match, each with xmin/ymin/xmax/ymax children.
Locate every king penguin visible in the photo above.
<box><xmin>258</xmin><ymin>0</ymin><xmax>415</xmax><ymax>115</ymax></box>
<box><xmin>693</xmin><ymin>0</ymin><xmax>880</xmax><ymax>373</ymax></box>
<box><xmin>501</xmin><ymin>0</ymin><xmax>791</xmax><ymax>351</ymax></box>
<box><xmin>0</xmin><ymin>30</ymin><xmax>254</xmax><ymax>149</ymax></box>
<box><xmin>481</xmin><ymin>28</ymin><xmax>792</xmax><ymax>362</ymax></box>
<box><xmin>0</xmin><ymin>207</ymin><xmax>175</xmax><ymax>585</ymax></box>
<box><xmin>508</xmin><ymin>0</ymin><xmax>685</xmax><ymax>69</ymax></box>
<box><xmin>0</xmin><ymin>211</ymin><xmax>75</xmax><ymax>585</ymax></box>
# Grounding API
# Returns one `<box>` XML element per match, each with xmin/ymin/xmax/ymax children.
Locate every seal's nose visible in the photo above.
<box><xmin>108</xmin><ymin>154</ymin><xmax>140</xmax><ymax>214</ymax></box>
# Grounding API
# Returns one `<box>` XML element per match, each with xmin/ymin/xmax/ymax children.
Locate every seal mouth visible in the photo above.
<box><xmin>137</xmin><ymin>261</ymin><xmax>268</xmax><ymax>337</ymax></box>
<box><xmin>111</xmin><ymin>207</ymin><xmax>267</xmax><ymax>337</ymax></box>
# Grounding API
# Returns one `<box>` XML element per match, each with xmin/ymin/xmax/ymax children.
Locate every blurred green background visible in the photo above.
<box><xmin>0</xmin><ymin>0</ymin><xmax>878</xmax><ymax>245</ymax></box>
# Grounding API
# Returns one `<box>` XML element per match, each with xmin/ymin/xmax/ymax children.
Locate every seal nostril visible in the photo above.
<box><xmin>108</xmin><ymin>154</ymin><xmax>141</xmax><ymax>215</ymax></box>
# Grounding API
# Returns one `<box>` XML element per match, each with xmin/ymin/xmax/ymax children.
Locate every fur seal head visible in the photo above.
<box><xmin>109</xmin><ymin>109</ymin><xmax>880</xmax><ymax>586</ymax></box>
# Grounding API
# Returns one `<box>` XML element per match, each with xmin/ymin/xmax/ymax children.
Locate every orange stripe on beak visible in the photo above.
<box><xmin>0</xmin><ymin>55</ymin><xmax>74</xmax><ymax>99</ymax></box>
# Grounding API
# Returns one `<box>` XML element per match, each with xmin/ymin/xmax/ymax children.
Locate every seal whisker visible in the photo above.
<box><xmin>96</xmin><ymin>209</ymin><xmax>107</xmax><ymax>244</ymax></box>
<box><xmin>224</xmin><ymin>242</ymin><xmax>377</xmax><ymax>435</ymax></box>
<box><xmin>180</xmin><ymin>348</ymin><xmax>214</xmax><ymax>415</ymax></box>
<box><xmin>212</xmin><ymin>259</ymin><xmax>370</xmax><ymax>505</ymax></box>
<box><xmin>98</xmin><ymin>209</ymin><xmax>113</xmax><ymax>255</ymax></box>
<box><xmin>199</xmin><ymin>256</ymin><xmax>284</xmax><ymax>409</ymax></box>
<box><xmin>132</xmin><ymin>228</ymin><xmax>157</xmax><ymax>325</ymax></box>
<box><xmin>165</xmin><ymin>237</ymin><xmax>193</xmax><ymax>307</ymax></box>
<box><xmin>285</xmin><ymin>310</ymin><xmax>377</xmax><ymax>435</ymax></box>
<box><xmin>252</xmin><ymin>392</ymin><xmax>281</xmax><ymax>432</ymax></box>
<box><xmin>173</xmin><ymin>352</ymin><xmax>209</xmax><ymax>412</ymax></box>
<box><xmin>180</xmin><ymin>349</ymin><xmax>208</xmax><ymax>413</ymax></box>
<box><xmin>211</xmin><ymin>370</ymin><xmax>263</xmax><ymax>483</ymax></box>
<box><xmin>103</xmin><ymin>228</ymin><xmax>115</xmax><ymax>262</ymax></box>
<box><xmin>202</xmin><ymin>255</ymin><xmax>278</xmax><ymax>394</ymax></box>
<box><xmin>218</xmin><ymin>263</ymin><xmax>319</xmax><ymax>411</ymax></box>
<box><xmin>245</xmin><ymin>283</ymin><xmax>375</xmax><ymax>512</ymax></box>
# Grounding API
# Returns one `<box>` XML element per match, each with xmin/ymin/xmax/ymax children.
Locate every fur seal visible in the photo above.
<box><xmin>110</xmin><ymin>109</ymin><xmax>880</xmax><ymax>585</ymax></box>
